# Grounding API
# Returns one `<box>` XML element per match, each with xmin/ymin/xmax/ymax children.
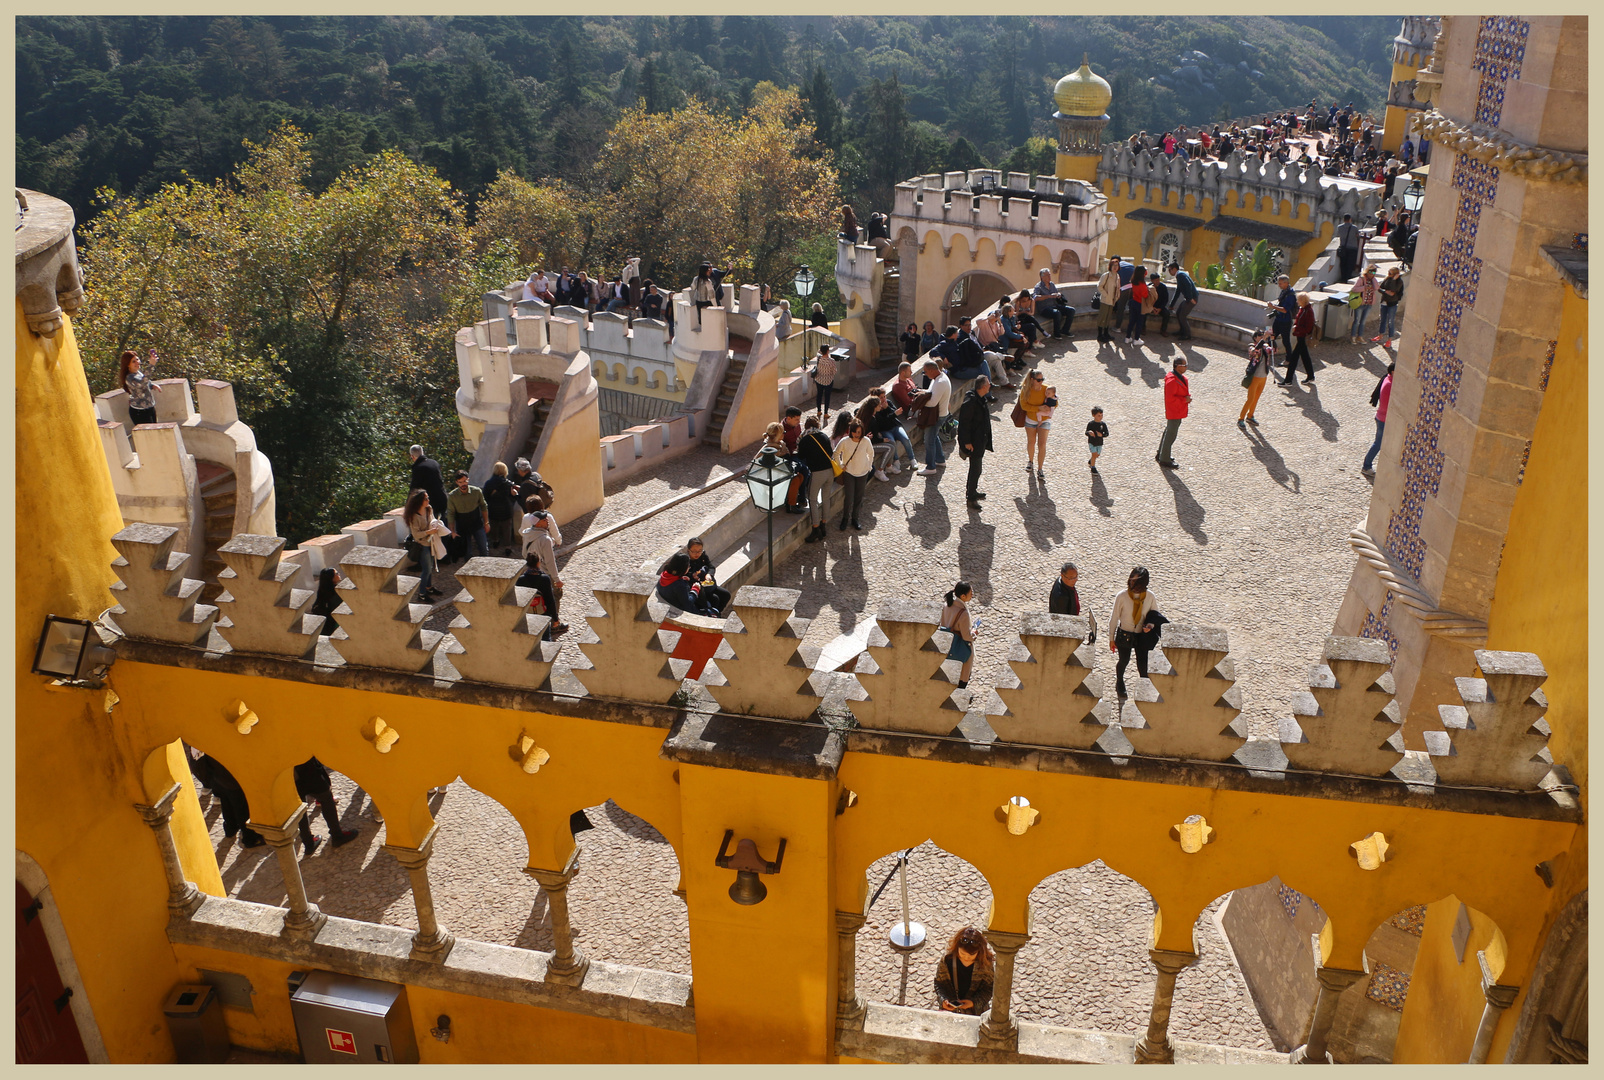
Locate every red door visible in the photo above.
<box><xmin>16</xmin><ymin>881</ymin><xmax>89</xmax><ymax>1063</ymax></box>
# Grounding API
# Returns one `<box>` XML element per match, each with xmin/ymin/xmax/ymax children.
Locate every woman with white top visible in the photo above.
<box><xmin>832</xmin><ymin>419</ymin><xmax>875</xmax><ymax>532</ymax></box>
<box><xmin>1107</xmin><ymin>566</ymin><xmax>1158</xmax><ymax>708</ymax></box>
<box><xmin>940</xmin><ymin>581</ymin><xmax>977</xmax><ymax>689</ymax></box>
<box><xmin>520</xmin><ymin>494</ymin><xmax>563</xmax><ymax>584</ymax></box>
<box><xmin>403</xmin><ymin>489</ymin><xmax>449</xmax><ymax>602</ymax></box>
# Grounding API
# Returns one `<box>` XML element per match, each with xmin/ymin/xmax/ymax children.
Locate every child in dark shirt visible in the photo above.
<box><xmin>1086</xmin><ymin>406</ymin><xmax>1109</xmax><ymax>475</ymax></box>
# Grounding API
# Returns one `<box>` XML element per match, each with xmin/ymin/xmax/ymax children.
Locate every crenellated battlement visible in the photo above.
<box><xmin>107</xmin><ymin>523</ymin><xmax>1577</xmax><ymax>811</ymax></box>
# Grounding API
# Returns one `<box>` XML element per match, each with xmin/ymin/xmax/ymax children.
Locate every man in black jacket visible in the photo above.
<box><xmin>957</xmin><ymin>376</ymin><xmax>994</xmax><ymax>509</ymax></box>
<box><xmin>1049</xmin><ymin>563</ymin><xmax>1080</xmax><ymax>616</ymax></box>
<box><xmin>408</xmin><ymin>445</ymin><xmax>449</xmax><ymax>520</ymax></box>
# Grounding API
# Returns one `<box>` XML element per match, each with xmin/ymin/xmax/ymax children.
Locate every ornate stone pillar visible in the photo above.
<box><xmin>251</xmin><ymin>806</ymin><xmax>326</xmax><ymax>941</ymax></box>
<box><xmin>834</xmin><ymin>910</ymin><xmax>867</xmax><ymax>1027</ymax></box>
<box><xmin>382</xmin><ymin>825</ymin><xmax>455</xmax><ymax>962</ymax></box>
<box><xmin>977</xmin><ymin>930</ymin><xmax>1033</xmax><ymax>1050</ymax></box>
<box><xmin>1292</xmin><ymin>965</ymin><xmax>1366</xmax><ymax>1063</ymax></box>
<box><xmin>1135</xmin><ymin>949</ymin><xmax>1198</xmax><ymax>1064</ymax></box>
<box><xmin>524</xmin><ymin>847</ymin><xmax>588</xmax><ymax>985</ymax></box>
<box><xmin>133</xmin><ymin>783</ymin><xmax>204</xmax><ymax>918</ymax></box>
<box><xmin>1468</xmin><ymin>951</ymin><xmax>1521</xmax><ymax>1064</ymax></box>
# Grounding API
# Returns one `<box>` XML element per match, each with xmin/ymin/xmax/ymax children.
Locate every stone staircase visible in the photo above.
<box><xmin>519</xmin><ymin>383</ymin><xmax>560</xmax><ymax>465</ymax></box>
<box><xmin>873</xmin><ymin>270</ymin><xmax>902</xmax><ymax>364</ymax></box>
<box><xmin>196</xmin><ymin>462</ymin><xmax>236</xmax><ymax>603</ymax></box>
<box><xmin>702</xmin><ymin>353</ymin><xmax>749</xmax><ymax>447</ymax></box>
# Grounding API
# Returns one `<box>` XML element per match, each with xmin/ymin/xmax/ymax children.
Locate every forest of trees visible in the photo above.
<box><xmin>20</xmin><ymin>15</ymin><xmax>1397</xmax><ymax>225</ymax></box>
<box><xmin>22</xmin><ymin>15</ymin><xmax>1398</xmax><ymax>542</ymax></box>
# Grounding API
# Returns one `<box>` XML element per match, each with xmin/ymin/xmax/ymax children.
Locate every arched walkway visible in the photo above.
<box><xmin>855</xmin><ymin>840</ymin><xmax>994</xmax><ymax>1011</ymax></box>
<box><xmin>942</xmin><ymin>270</ymin><xmax>1015</xmax><ymax>325</ymax></box>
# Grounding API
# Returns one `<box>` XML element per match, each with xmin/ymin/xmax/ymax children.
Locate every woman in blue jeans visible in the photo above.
<box><xmin>1362</xmin><ymin>363</ymin><xmax>1394</xmax><ymax>473</ymax></box>
<box><xmin>1374</xmin><ymin>267</ymin><xmax>1404</xmax><ymax>342</ymax></box>
<box><xmin>403</xmin><ymin>489</ymin><xmax>449</xmax><ymax>601</ymax></box>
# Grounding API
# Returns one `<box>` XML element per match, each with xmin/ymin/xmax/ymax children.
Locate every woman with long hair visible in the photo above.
<box><xmin>690</xmin><ymin>262</ymin><xmax>716</xmax><ymax>328</ymax></box>
<box><xmin>1238</xmin><ymin>328</ymin><xmax>1276</xmax><ymax>429</ymax></box>
<box><xmin>120</xmin><ymin>348</ymin><xmax>159</xmax><ymax>425</ymax></box>
<box><xmin>934</xmin><ymin>926</ymin><xmax>995</xmax><ymax>1014</ymax></box>
<box><xmin>403</xmin><ymin>489</ymin><xmax>449</xmax><ymax>602</ymax></box>
<box><xmin>1108</xmin><ymin>566</ymin><xmax>1159</xmax><ymax>710</ymax></box>
<box><xmin>841</xmin><ymin>204</ymin><xmax>860</xmax><ymax>242</ymax></box>
<box><xmin>832</xmin><ymin>419</ymin><xmax>874</xmax><ymax>532</ymax></box>
<box><xmin>939</xmin><ymin>581</ymin><xmax>976</xmax><ymax>689</ymax></box>
<box><xmin>1019</xmin><ymin>369</ymin><xmax>1054</xmax><ymax>478</ymax></box>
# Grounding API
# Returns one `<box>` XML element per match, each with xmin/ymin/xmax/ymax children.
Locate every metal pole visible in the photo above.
<box><xmin>766</xmin><ymin>506</ymin><xmax>775</xmax><ymax>587</ymax></box>
<box><xmin>898</xmin><ymin>856</ymin><xmax>911</xmax><ymax>939</ymax></box>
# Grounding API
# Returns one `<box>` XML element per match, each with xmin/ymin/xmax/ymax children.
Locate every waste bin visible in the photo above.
<box><xmin>290</xmin><ymin>971</ymin><xmax>417</xmax><ymax>1064</ymax></box>
<box><xmin>163</xmin><ymin>983</ymin><xmax>230</xmax><ymax>1063</ymax></box>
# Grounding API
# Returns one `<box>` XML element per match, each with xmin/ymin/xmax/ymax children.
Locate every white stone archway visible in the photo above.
<box><xmin>941</xmin><ymin>269</ymin><xmax>1016</xmax><ymax>324</ymax></box>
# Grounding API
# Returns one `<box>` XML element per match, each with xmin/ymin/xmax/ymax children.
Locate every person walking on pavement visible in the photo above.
<box><xmin>1168</xmin><ymin>262</ymin><xmax>1198</xmax><ymax>341</ymax></box>
<box><xmin>939</xmin><ymin>581</ymin><xmax>977</xmax><ymax>689</ymax></box>
<box><xmin>1269</xmin><ymin>275</ymin><xmax>1296</xmax><ymax>359</ymax></box>
<box><xmin>294</xmin><ymin>757</ymin><xmax>362</xmax><ymax>854</ymax></box>
<box><xmin>958</xmin><ymin>375</ymin><xmax>995</xmax><ymax>509</ymax></box>
<box><xmin>403</xmin><ymin>489</ymin><xmax>449</xmax><ymax>602</ymax></box>
<box><xmin>809</xmin><ymin>343</ymin><xmax>837</xmax><ymax>419</ymax></box>
<box><xmin>1348</xmin><ymin>265</ymin><xmax>1378</xmax><ymax>343</ymax></box>
<box><xmin>1362</xmin><ymin>362</ymin><xmax>1395</xmax><ymax>475</ymax></box>
<box><xmin>1156</xmin><ymin>358</ymin><xmax>1190</xmax><ymax>468</ymax></box>
<box><xmin>1019</xmin><ymin>369</ymin><xmax>1053</xmax><ymax>479</ymax></box>
<box><xmin>1049</xmin><ymin>562</ymin><xmax>1080</xmax><ymax>616</ymax></box>
<box><xmin>832</xmin><ymin>419</ymin><xmax>875</xmax><ymax>532</ymax></box>
<box><xmin>1108</xmin><ymin>566</ymin><xmax>1161</xmax><ymax>713</ymax></box>
<box><xmin>1280</xmin><ymin>292</ymin><xmax>1317</xmax><ymax>386</ymax></box>
<box><xmin>797</xmin><ymin>416</ymin><xmax>837</xmax><ymax>543</ymax></box>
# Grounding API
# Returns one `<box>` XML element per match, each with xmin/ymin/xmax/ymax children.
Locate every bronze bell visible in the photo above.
<box><xmin>728</xmin><ymin>869</ymin><xmax>768</xmax><ymax>906</ymax></box>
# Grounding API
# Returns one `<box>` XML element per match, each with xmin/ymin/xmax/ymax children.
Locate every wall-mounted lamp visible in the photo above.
<box><xmin>714</xmin><ymin>829</ymin><xmax>787</xmax><ymax>906</ymax></box>
<box><xmin>31</xmin><ymin>615</ymin><xmax>117</xmax><ymax>685</ymax></box>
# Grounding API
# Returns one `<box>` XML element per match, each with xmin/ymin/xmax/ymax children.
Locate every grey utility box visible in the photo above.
<box><xmin>290</xmin><ymin>972</ymin><xmax>418</xmax><ymax>1064</ymax></box>
<box><xmin>163</xmin><ymin>983</ymin><xmax>230</xmax><ymax>1063</ymax></box>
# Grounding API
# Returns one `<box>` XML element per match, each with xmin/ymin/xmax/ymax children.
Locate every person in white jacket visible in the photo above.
<box><xmin>519</xmin><ymin>494</ymin><xmax>566</xmax><ymax>633</ymax></box>
<box><xmin>832</xmin><ymin>420</ymin><xmax>876</xmax><ymax>532</ymax></box>
<box><xmin>1107</xmin><ymin>566</ymin><xmax>1158</xmax><ymax>709</ymax></box>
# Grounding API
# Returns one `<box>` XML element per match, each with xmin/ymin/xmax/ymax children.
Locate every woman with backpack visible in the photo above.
<box><xmin>797</xmin><ymin>415</ymin><xmax>837</xmax><ymax>544</ymax></box>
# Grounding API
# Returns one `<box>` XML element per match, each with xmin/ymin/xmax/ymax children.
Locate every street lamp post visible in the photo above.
<box><xmin>744</xmin><ymin>446</ymin><xmax>795</xmax><ymax>587</ymax></box>
<box><xmin>1401</xmin><ymin>179</ymin><xmax>1425</xmax><ymax>218</ymax></box>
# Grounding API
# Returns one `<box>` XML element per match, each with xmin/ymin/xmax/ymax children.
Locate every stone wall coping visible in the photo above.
<box><xmin>168</xmin><ymin>894</ymin><xmax>694</xmax><ymax>1034</ymax></box>
<box><xmin>108</xmin><ymin>635</ymin><xmax>1580</xmax><ymax>823</ymax></box>
<box><xmin>840</xmin><ymin>1001</ymin><xmax>1291</xmax><ymax>1065</ymax></box>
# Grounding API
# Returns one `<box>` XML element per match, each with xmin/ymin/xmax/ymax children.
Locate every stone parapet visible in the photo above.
<box><xmin>15</xmin><ymin>188</ymin><xmax>84</xmax><ymax>337</ymax></box>
<box><xmin>105</xmin><ymin>525</ymin><xmax>1577</xmax><ymax>808</ymax></box>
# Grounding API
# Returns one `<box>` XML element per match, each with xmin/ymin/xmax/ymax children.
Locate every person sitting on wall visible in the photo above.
<box><xmin>656</xmin><ymin>552</ymin><xmax>724</xmax><ymax>617</ymax></box>
<box><xmin>515</xmin><ymin>552</ymin><xmax>562</xmax><ymax>641</ymax></box>
<box><xmin>935</xmin><ymin>926</ymin><xmax>996</xmax><ymax>1015</ymax></box>
<box><xmin>684</xmin><ymin>537</ymin><xmax>733</xmax><ymax>615</ymax></box>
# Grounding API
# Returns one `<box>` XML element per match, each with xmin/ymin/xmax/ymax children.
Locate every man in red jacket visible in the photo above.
<box><xmin>1156</xmin><ymin>358</ymin><xmax>1190</xmax><ymax>467</ymax></box>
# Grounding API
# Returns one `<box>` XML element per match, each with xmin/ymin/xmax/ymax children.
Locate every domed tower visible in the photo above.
<box><xmin>1053</xmin><ymin>54</ymin><xmax>1112</xmax><ymax>183</ymax></box>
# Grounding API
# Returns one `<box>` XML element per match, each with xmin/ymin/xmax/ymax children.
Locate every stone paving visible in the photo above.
<box><xmin>208</xmin><ymin>320</ymin><xmax>1393</xmax><ymax>1051</ymax></box>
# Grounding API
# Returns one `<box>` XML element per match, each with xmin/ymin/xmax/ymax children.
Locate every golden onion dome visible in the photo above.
<box><xmin>1054</xmin><ymin>54</ymin><xmax>1112</xmax><ymax>117</ymax></box>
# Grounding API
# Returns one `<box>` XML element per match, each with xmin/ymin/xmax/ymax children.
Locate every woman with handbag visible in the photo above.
<box><xmin>1017</xmin><ymin>369</ymin><xmax>1054</xmax><ymax>478</ymax></box>
<box><xmin>1238</xmin><ymin>328</ymin><xmax>1277</xmax><ymax>428</ymax></box>
<box><xmin>403</xmin><ymin>489</ymin><xmax>449</xmax><ymax>603</ymax></box>
<box><xmin>810</xmin><ymin>344</ymin><xmax>838</xmax><ymax>418</ymax></box>
<box><xmin>1107</xmin><ymin>566</ymin><xmax>1159</xmax><ymax>710</ymax></box>
<box><xmin>940</xmin><ymin>581</ymin><xmax>977</xmax><ymax>689</ymax></box>
<box><xmin>832</xmin><ymin>420</ymin><xmax>875</xmax><ymax>532</ymax></box>
<box><xmin>1095</xmin><ymin>256</ymin><xmax>1121</xmax><ymax>344</ymax></box>
<box><xmin>1348</xmin><ymin>266</ymin><xmax>1378</xmax><ymax>343</ymax></box>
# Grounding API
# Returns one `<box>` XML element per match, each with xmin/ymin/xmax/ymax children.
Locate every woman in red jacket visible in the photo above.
<box><xmin>1279</xmin><ymin>292</ymin><xmax>1317</xmax><ymax>386</ymax></box>
<box><xmin>1124</xmin><ymin>266</ymin><xmax>1152</xmax><ymax>346</ymax></box>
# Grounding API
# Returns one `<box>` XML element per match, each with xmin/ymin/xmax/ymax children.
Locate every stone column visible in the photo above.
<box><xmin>1135</xmin><ymin>949</ymin><xmax>1199</xmax><ymax>1064</ymax></box>
<box><xmin>834</xmin><ymin>910</ymin><xmax>867</xmax><ymax>1027</ymax></box>
<box><xmin>133</xmin><ymin>783</ymin><xmax>204</xmax><ymax>918</ymax></box>
<box><xmin>251</xmin><ymin>806</ymin><xmax>327</xmax><ymax>941</ymax></box>
<box><xmin>382</xmin><ymin>825</ymin><xmax>455</xmax><ymax>962</ymax></box>
<box><xmin>1468</xmin><ymin>951</ymin><xmax>1520</xmax><ymax>1064</ymax></box>
<box><xmin>977</xmin><ymin>930</ymin><xmax>1033</xmax><ymax>1051</ymax></box>
<box><xmin>524</xmin><ymin>847</ymin><xmax>588</xmax><ymax>986</ymax></box>
<box><xmin>1291</xmin><ymin>966</ymin><xmax>1366</xmax><ymax>1063</ymax></box>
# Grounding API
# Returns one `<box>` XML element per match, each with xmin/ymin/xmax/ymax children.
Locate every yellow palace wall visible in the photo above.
<box><xmin>1098</xmin><ymin>186</ymin><xmax>1334</xmax><ymax>282</ymax></box>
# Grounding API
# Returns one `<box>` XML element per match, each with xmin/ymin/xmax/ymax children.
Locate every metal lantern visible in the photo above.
<box><xmin>792</xmin><ymin>265</ymin><xmax>816</xmax><ymax>299</ymax></box>
<box><xmin>744</xmin><ymin>446</ymin><xmax>795</xmax><ymax>587</ymax></box>
<box><xmin>1401</xmin><ymin>179</ymin><xmax>1425</xmax><ymax>217</ymax></box>
<box><xmin>31</xmin><ymin>614</ymin><xmax>117</xmax><ymax>684</ymax></box>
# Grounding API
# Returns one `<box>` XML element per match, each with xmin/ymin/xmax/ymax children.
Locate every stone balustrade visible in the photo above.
<box><xmin>107</xmin><ymin>525</ymin><xmax>1566</xmax><ymax>796</ymax></box>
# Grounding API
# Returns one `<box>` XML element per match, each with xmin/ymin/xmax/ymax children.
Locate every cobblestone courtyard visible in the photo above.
<box><xmin>202</xmin><ymin>324</ymin><xmax>1392</xmax><ymax>1049</ymax></box>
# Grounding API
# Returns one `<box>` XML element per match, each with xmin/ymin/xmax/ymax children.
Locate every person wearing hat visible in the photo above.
<box><xmin>513</xmin><ymin>457</ymin><xmax>554</xmax><ymax>515</ymax></box>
